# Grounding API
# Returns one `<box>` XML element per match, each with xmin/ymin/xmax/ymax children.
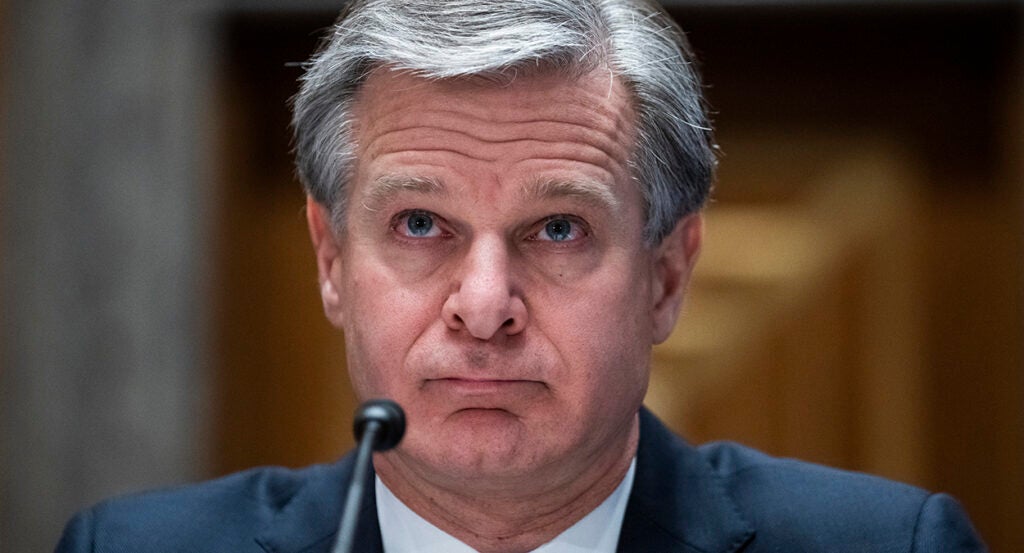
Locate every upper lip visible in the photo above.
<box><xmin>429</xmin><ymin>376</ymin><xmax>538</xmax><ymax>383</ymax></box>
<box><xmin>425</xmin><ymin>376</ymin><xmax>548</xmax><ymax>389</ymax></box>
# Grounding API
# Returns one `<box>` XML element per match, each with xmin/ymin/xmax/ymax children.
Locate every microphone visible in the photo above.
<box><xmin>332</xmin><ymin>399</ymin><xmax>406</xmax><ymax>553</ymax></box>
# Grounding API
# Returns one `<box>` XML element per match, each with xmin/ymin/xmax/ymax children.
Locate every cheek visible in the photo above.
<box><xmin>521</xmin><ymin>242</ymin><xmax>603</xmax><ymax>282</ymax></box>
<box><xmin>342</xmin><ymin>265</ymin><xmax>445</xmax><ymax>398</ymax></box>
<box><xmin>543</xmin><ymin>267</ymin><xmax>654</xmax><ymax>392</ymax></box>
<box><xmin>550</xmin><ymin>259</ymin><xmax>654</xmax><ymax>340</ymax></box>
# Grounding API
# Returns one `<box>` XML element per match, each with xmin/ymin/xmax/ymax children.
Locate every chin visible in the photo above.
<box><xmin>401</xmin><ymin>410</ymin><xmax>559</xmax><ymax>480</ymax></box>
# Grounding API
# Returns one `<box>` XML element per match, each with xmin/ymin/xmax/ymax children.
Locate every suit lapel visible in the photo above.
<box><xmin>255</xmin><ymin>454</ymin><xmax>383</xmax><ymax>553</ymax></box>
<box><xmin>618</xmin><ymin>409</ymin><xmax>755</xmax><ymax>553</ymax></box>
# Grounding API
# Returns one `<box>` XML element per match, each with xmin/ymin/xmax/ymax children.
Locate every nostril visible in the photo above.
<box><xmin>502</xmin><ymin>318</ymin><xmax>515</xmax><ymax>328</ymax></box>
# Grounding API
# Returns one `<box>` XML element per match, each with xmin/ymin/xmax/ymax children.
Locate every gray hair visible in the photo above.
<box><xmin>292</xmin><ymin>0</ymin><xmax>714</xmax><ymax>245</ymax></box>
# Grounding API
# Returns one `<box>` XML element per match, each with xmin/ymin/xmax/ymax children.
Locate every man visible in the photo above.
<box><xmin>57</xmin><ymin>0</ymin><xmax>987</xmax><ymax>551</ymax></box>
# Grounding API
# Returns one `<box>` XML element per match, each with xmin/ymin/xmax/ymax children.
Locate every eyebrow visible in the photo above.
<box><xmin>359</xmin><ymin>174</ymin><xmax>620</xmax><ymax>214</ymax></box>
<box><xmin>521</xmin><ymin>177</ymin><xmax>620</xmax><ymax>212</ymax></box>
<box><xmin>360</xmin><ymin>175</ymin><xmax>449</xmax><ymax>213</ymax></box>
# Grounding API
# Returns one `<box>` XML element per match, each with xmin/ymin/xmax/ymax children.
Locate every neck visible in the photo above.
<box><xmin>373</xmin><ymin>414</ymin><xmax>639</xmax><ymax>553</ymax></box>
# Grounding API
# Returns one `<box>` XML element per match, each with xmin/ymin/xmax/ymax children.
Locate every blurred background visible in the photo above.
<box><xmin>2</xmin><ymin>0</ymin><xmax>1021</xmax><ymax>551</ymax></box>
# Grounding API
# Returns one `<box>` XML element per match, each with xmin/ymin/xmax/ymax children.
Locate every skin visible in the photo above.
<box><xmin>307</xmin><ymin>67</ymin><xmax>703</xmax><ymax>553</ymax></box>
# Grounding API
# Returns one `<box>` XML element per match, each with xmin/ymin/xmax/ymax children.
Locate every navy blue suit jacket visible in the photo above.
<box><xmin>56</xmin><ymin>409</ymin><xmax>987</xmax><ymax>552</ymax></box>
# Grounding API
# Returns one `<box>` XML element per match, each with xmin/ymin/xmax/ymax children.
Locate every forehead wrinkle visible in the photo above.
<box><xmin>521</xmin><ymin>177</ymin><xmax>620</xmax><ymax>213</ymax></box>
<box><xmin>374</xmin><ymin>114</ymin><xmax>626</xmax><ymax>154</ymax></box>
<box><xmin>360</xmin><ymin>175</ymin><xmax>449</xmax><ymax>213</ymax></box>
<box><xmin>365</xmin><ymin>120</ymin><xmax>614</xmax><ymax>165</ymax></box>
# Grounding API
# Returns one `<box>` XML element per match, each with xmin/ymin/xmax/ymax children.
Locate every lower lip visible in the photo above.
<box><xmin>423</xmin><ymin>380</ymin><xmax>547</xmax><ymax>416</ymax></box>
<box><xmin>430</xmin><ymin>378</ymin><xmax>537</xmax><ymax>395</ymax></box>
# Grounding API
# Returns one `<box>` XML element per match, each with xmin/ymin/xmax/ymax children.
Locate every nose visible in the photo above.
<box><xmin>442</xmin><ymin>235</ymin><xmax>527</xmax><ymax>340</ymax></box>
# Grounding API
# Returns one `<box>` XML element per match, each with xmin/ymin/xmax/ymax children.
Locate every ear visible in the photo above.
<box><xmin>651</xmin><ymin>213</ymin><xmax>703</xmax><ymax>344</ymax></box>
<box><xmin>306</xmin><ymin>196</ymin><xmax>346</xmax><ymax>328</ymax></box>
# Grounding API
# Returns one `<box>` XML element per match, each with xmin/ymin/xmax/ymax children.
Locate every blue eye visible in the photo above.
<box><xmin>544</xmin><ymin>218</ymin><xmax>573</xmax><ymax>241</ymax></box>
<box><xmin>534</xmin><ymin>217</ymin><xmax>589</xmax><ymax>243</ymax></box>
<box><xmin>395</xmin><ymin>211</ymin><xmax>443</xmax><ymax>239</ymax></box>
<box><xmin>406</xmin><ymin>212</ymin><xmax>434</xmax><ymax>236</ymax></box>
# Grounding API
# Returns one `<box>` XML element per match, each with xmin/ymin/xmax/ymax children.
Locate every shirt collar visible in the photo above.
<box><xmin>376</xmin><ymin>458</ymin><xmax>637</xmax><ymax>553</ymax></box>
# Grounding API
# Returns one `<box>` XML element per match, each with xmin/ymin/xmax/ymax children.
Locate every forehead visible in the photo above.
<box><xmin>352</xmin><ymin>66</ymin><xmax>635</xmax><ymax>122</ymax></box>
<box><xmin>346</xmin><ymin>68</ymin><xmax>639</xmax><ymax>209</ymax></box>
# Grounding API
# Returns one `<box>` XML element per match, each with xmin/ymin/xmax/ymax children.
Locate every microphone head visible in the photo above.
<box><xmin>353</xmin><ymin>399</ymin><xmax>406</xmax><ymax>451</ymax></box>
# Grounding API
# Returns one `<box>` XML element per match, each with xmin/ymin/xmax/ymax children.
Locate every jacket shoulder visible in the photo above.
<box><xmin>697</xmin><ymin>441</ymin><xmax>986</xmax><ymax>552</ymax></box>
<box><xmin>55</xmin><ymin>463</ymin><xmax>341</xmax><ymax>552</ymax></box>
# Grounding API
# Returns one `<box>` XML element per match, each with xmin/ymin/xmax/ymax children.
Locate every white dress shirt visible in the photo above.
<box><xmin>376</xmin><ymin>459</ymin><xmax>637</xmax><ymax>553</ymax></box>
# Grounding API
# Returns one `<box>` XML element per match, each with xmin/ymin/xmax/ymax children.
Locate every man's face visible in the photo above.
<box><xmin>309</xmin><ymin>68</ymin><xmax>700</xmax><ymax>485</ymax></box>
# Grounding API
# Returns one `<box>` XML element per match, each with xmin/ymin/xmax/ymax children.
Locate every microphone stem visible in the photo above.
<box><xmin>333</xmin><ymin>420</ymin><xmax>381</xmax><ymax>553</ymax></box>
